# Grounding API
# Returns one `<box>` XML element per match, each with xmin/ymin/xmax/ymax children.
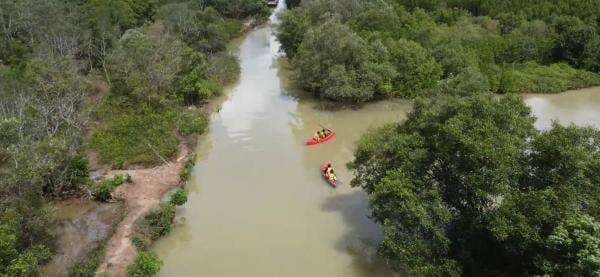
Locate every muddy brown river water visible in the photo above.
<box><xmin>152</xmin><ymin>3</ymin><xmax>600</xmax><ymax>276</ymax></box>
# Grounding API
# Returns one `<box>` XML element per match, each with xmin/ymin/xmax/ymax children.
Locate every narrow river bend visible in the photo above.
<box><xmin>153</xmin><ymin>3</ymin><xmax>600</xmax><ymax>276</ymax></box>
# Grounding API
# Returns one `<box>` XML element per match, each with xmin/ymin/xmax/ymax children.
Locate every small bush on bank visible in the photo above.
<box><xmin>126</xmin><ymin>251</ymin><xmax>162</xmax><ymax>277</ymax></box>
<box><xmin>177</xmin><ymin>50</ymin><xmax>223</xmax><ymax>105</ymax></box>
<box><xmin>156</xmin><ymin>4</ymin><xmax>243</xmax><ymax>53</ymax></box>
<box><xmin>93</xmin><ymin>176</ymin><xmax>125</xmax><ymax>202</ymax></box>
<box><xmin>131</xmin><ymin>203</ymin><xmax>177</xmax><ymax>254</ymax></box>
<box><xmin>169</xmin><ymin>189</ymin><xmax>188</xmax><ymax>206</ymax></box>
<box><xmin>132</xmin><ymin>236</ymin><xmax>147</xmax><ymax>250</ymax></box>
<box><xmin>179</xmin><ymin>154</ymin><xmax>196</xmax><ymax>182</ymax></box>
<box><xmin>144</xmin><ymin>204</ymin><xmax>176</xmax><ymax>240</ymax></box>
<box><xmin>203</xmin><ymin>0</ymin><xmax>270</xmax><ymax>19</ymax></box>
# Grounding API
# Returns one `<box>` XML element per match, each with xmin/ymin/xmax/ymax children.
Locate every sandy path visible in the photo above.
<box><xmin>97</xmin><ymin>145</ymin><xmax>190</xmax><ymax>276</ymax></box>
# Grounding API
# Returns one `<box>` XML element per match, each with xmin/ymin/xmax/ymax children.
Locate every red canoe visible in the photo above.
<box><xmin>321</xmin><ymin>163</ymin><xmax>337</xmax><ymax>187</ymax></box>
<box><xmin>306</xmin><ymin>131</ymin><xmax>335</xmax><ymax>146</ymax></box>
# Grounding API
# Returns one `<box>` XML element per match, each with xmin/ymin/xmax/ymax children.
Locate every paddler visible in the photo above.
<box><xmin>325</xmin><ymin>163</ymin><xmax>336</xmax><ymax>181</ymax></box>
<box><xmin>320</xmin><ymin>128</ymin><xmax>328</xmax><ymax>139</ymax></box>
<box><xmin>314</xmin><ymin>130</ymin><xmax>322</xmax><ymax>141</ymax></box>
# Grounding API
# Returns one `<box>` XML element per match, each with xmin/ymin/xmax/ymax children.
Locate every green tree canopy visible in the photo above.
<box><xmin>350</xmin><ymin>94</ymin><xmax>600</xmax><ymax>275</ymax></box>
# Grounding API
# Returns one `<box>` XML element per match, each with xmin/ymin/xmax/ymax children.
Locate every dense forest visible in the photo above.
<box><xmin>278</xmin><ymin>0</ymin><xmax>600</xmax><ymax>102</ymax></box>
<box><xmin>0</xmin><ymin>0</ymin><xmax>268</xmax><ymax>275</ymax></box>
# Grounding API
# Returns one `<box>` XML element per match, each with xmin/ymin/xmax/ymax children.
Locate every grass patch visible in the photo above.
<box><xmin>499</xmin><ymin>62</ymin><xmax>600</xmax><ymax>94</ymax></box>
<box><xmin>90</xmin><ymin>111</ymin><xmax>179</xmax><ymax>168</ymax></box>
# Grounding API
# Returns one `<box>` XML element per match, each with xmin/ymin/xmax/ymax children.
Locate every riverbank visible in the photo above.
<box><xmin>96</xmin><ymin>144</ymin><xmax>190</xmax><ymax>275</ymax></box>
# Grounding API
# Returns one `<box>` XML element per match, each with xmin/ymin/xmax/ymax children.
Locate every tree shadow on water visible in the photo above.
<box><xmin>321</xmin><ymin>190</ymin><xmax>397</xmax><ymax>276</ymax></box>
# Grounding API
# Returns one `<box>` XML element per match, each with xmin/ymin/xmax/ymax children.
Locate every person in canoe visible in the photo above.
<box><xmin>324</xmin><ymin>163</ymin><xmax>337</xmax><ymax>181</ymax></box>
<box><xmin>313</xmin><ymin>129</ymin><xmax>327</xmax><ymax>141</ymax></box>
<box><xmin>313</xmin><ymin>130</ymin><xmax>322</xmax><ymax>142</ymax></box>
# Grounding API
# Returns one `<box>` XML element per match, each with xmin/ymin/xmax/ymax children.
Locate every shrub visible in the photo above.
<box><xmin>64</xmin><ymin>155</ymin><xmax>90</xmax><ymax>190</ymax></box>
<box><xmin>431</xmin><ymin>40</ymin><xmax>477</xmax><ymax>77</ymax></box>
<box><xmin>197</xmin><ymin>79</ymin><xmax>222</xmax><ymax>100</ymax></box>
<box><xmin>293</xmin><ymin>20</ymin><xmax>400</xmax><ymax>102</ymax></box>
<box><xmin>539</xmin><ymin>213</ymin><xmax>600</xmax><ymax>276</ymax></box>
<box><xmin>69</xmin><ymin>247</ymin><xmax>105</xmax><ymax>277</ymax></box>
<box><xmin>386</xmin><ymin>38</ymin><xmax>442</xmax><ymax>98</ymax></box>
<box><xmin>144</xmin><ymin>204</ymin><xmax>176</xmax><ymax>239</ymax></box>
<box><xmin>321</xmin><ymin>65</ymin><xmax>368</xmax><ymax>102</ymax></box>
<box><xmin>157</xmin><ymin>5</ymin><xmax>243</xmax><ymax>53</ymax></box>
<box><xmin>106</xmin><ymin>27</ymin><xmax>185</xmax><ymax>107</ymax></box>
<box><xmin>126</xmin><ymin>251</ymin><xmax>162</xmax><ymax>277</ymax></box>
<box><xmin>177</xmin><ymin>111</ymin><xmax>209</xmax><ymax>136</ymax></box>
<box><xmin>132</xmin><ymin>236</ymin><xmax>147</xmax><ymax>250</ymax></box>
<box><xmin>93</xmin><ymin>176</ymin><xmax>125</xmax><ymax>202</ymax></box>
<box><xmin>207</xmin><ymin>53</ymin><xmax>241</xmax><ymax>85</ymax></box>
<box><xmin>169</xmin><ymin>189</ymin><xmax>188</xmax><ymax>206</ymax></box>
<box><xmin>4</xmin><ymin>245</ymin><xmax>51</xmax><ymax>277</ymax></box>
<box><xmin>130</xmin><ymin>203</ymin><xmax>179</xmax><ymax>254</ymax></box>
<box><xmin>439</xmin><ymin>66</ymin><xmax>491</xmax><ymax>96</ymax></box>
<box><xmin>203</xmin><ymin>0</ymin><xmax>270</xmax><ymax>19</ymax></box>
<box><xmin>179</xmin><ymin>155</ymin><xmax>196</xmax><ymax>182</ymax></box>
<box><xmin>177</xmin><ymin>49</ymin><xmax>224</xmax><ymax>105</ymax></box>
<box><xmin>178</xmin><ymin>75</ymin><xmax>213</xmax><ymax>104</ymax></box>
<box><xmin>277</xmin><ymin>9</ymin><xmax>310</xmax><ymax>59</ymax></box>
<box><xmin>295</xmin><ymin>20</ymin><xmax>372</xmax><ymax>94</ymax></box>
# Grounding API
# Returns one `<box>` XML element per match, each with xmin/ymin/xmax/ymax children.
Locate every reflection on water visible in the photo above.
<box><xmin>152</xmin><ymin>0</ymin><xmax>600</xmax><ymax>275</ymax></box>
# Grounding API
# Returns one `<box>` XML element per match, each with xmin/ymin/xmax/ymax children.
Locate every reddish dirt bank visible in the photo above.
<box><xmin>97</xmin><ymin>145</ymin><xmax>190</xmax><ymax>276</ymax></box>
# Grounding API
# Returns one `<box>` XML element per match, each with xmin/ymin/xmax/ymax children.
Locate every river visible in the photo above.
<box><xmin>152</xmin><ymin>2</ymin><xmax>600</xmax><ymax>276</ymax></box>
